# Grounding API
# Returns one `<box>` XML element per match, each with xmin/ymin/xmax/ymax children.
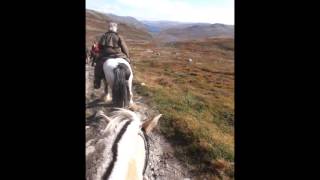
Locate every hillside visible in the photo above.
<box><xmin>131</xmin><ymin>37</ymin><xmax>234</xmax><ymax>179</ymax></box>
<box><xmin>86</xmin><ymin>9</ymin><xmax>233</xmax><ymax>45</ymax></box>
<box><xmin>155</xmin><ymin>23</ymin><xmax>234</xmax><ymax>42</ymax></box>
<box><xmin>106</xmin><ymin>13</ymin><xmax>148</xmax><ymax>30</ymax></box>
<box><xmin>86</xmin><ymin>9</ymin><xmax>152</xmax><ymax>47</ymax></box>
<box><xmin>142</xmin><ymin>20</ymin><xmax>208</xmax><ymax>34</ymax></box>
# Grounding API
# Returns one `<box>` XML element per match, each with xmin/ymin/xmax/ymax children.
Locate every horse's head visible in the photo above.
<box><xmin>86</xmin><ymin>108</ymin><xmax>162</xmax><ymax>180</ymax></box>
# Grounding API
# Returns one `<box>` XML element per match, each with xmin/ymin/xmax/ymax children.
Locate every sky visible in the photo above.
<box><xmin>86</xmin><ymin>0</ymin><xmax>234</xmax><ymax>25</ymax></box>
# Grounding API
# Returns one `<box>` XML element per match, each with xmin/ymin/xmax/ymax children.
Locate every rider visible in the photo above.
<box><xmin>94</xmin><ymin>22</ymin><xmax>131</xmax><ymax>89</ymax></box>
<box><xmin>90</xmin><ymin>41</ymin><xmax>100</xmax><ymax>66</ymax></box>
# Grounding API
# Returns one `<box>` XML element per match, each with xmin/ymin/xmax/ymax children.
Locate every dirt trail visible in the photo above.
<box><xmin>85</xmin><ymin>64</ymin><xmax>193</xmax><ymax>180</ymax></box>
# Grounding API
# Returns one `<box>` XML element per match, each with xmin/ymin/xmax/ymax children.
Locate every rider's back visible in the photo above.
<box><xmin>99</xmin><ymin>31</ymin><xmax>128</xmax><ymax>59</ymax></box>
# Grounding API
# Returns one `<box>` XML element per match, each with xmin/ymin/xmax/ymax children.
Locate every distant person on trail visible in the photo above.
<box><xmin>90</xmin><ymin>41</ymin><xmax>100</xmax><ymax>66</ymax></box>
<box><xmin>93</xmin><ymin>22</ymin><xmax>131</xmax><ymax>89</ymax></box>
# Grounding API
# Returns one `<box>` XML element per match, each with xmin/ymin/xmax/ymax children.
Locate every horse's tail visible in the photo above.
<box><xmin>112</xmin><ymin>63</ymin><xmax>131</xmax><ymax>108</ymax></box>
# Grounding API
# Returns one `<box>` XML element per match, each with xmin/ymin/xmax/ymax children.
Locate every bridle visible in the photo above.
<box><xmin>138</xmin><ymin>129</ymin><xmax>150</xmax><ymax>176</ymax></box>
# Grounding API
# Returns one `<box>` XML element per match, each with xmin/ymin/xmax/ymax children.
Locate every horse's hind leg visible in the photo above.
<box><xmin>128</xmin><ymin>75</ymin><xmax>133</xmax><ymax>105</ymax></box>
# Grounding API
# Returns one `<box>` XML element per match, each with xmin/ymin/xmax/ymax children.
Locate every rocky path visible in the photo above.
<box><xmin>85</xmin><ymin>64</ymin><xmax>192</xmax><ymax>180</ymax></box>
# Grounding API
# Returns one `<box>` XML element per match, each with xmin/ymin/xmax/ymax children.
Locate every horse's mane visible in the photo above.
<box><xmin>103</xmin><ymin>108</ymin><xmax>140</xmax><ymax>134</ymax></box>
<box><xmin>87</xmin><ymin>108</ymin><xmax>142</xmax><ymax>180</ymax></box>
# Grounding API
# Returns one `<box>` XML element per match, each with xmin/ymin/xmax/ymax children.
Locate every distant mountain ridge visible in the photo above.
<box><xmin>141</xmin><ymin>20</ymin><xmax>212</xmax><ymax>33</ymax></box>
<box><xmin>154</xmin><ymin>23</ymin><xmax>234</xmax><ymax>42</ymax></box>
<box><xmin>142</xmin><ymin>20</ymin><xmax>233</xmax><ymax>42</ymax></box>
<box><xmin>86</xmin><ymin>9</ymin><xmax>234</xmax><ymax>45</ymax></box>
<box><xmin>86</xmin><ymin>9</ymin><xmax>152</xmax><ymax>46</ymax></box>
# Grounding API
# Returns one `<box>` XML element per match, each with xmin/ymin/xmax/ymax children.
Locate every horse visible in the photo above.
<box><xmin>102</xmin><ymin>58</ymin><xmax>133</xmax><ymax>108</ymax></box>
<box><xmin>86</xmin><ymin>108</ymin><xmax>162</xmax><ymax>180</ymax></box>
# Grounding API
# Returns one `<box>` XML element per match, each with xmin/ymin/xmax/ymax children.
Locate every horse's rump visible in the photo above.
<box><xmin>109</xmin><ymin>61</ymin><xmax>131</xmax><ymax>108</ymax></box>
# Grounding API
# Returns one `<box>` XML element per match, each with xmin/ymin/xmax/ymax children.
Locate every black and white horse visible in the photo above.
<box><xmin>102</xmin><ymin>58</ymin><xmax>133</xmax><ymax>108</ymax></box>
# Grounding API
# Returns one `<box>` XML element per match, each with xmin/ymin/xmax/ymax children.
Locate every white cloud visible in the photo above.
<box><xmin>86</xmin><ymin>0</ymin><xmax>234</xmax><ymax>24</ymax></box>
<box><xmin>86</xmin><ymin>0</ymin><xmax>118</xmax><ymax>14</ymax></box>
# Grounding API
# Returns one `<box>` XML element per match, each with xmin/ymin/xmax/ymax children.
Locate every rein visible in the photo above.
<box><xmin>138</xmin><ymin>129</ymin><xmax>150</xmax><ymax>176</ymax></box>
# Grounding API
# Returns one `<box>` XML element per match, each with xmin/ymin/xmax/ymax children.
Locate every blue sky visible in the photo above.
<box><xmin>86</xmin><ymin>0</ymin><xmax>234</xmax><ymax>25</ymax></box>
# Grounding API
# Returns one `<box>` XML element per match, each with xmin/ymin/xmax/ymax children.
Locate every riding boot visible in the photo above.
<box><xmin>91</xmin><ymin>56</ymin><xmax>95</xmax><ymax>67</ymax></box>
<box><xmin>93</xmin><ymin>60</ymin><xmax>102</xmax><ymax>89</ymax></box>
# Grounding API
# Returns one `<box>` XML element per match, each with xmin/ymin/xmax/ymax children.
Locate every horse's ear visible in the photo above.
<box><xmin>142</xmin><ymin>114</ymin><xmax>162</xmax><ymax>134</ymax></box>
<box><xmin>95</xmin><ymin>110</ymin><xmax>112</xmax><ymax>123</ymax></box>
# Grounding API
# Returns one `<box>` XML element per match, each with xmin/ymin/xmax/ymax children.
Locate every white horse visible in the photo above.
<box><xmin>86</xmin><ymin>109</ymin><xmax>162</xmax><ymax>180</ymax></box>
<box><xmin>102</xmin><ymin>58</ymin><xmax>133</xmax><ymax>108</ymax></box>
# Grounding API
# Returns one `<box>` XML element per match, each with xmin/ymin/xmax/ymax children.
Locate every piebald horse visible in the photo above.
<box><xmin>102</xmin><ymin>58</ymin><xmax>133</xmax><ymax>108</ymax></box>
<box><xmin>86</xmin><ymin>109</ymin><xmax>162</xmax><ymax>180</ymax></box>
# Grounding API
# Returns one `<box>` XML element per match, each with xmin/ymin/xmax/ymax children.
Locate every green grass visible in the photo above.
<box><xmin>135</xmin><ymin>82</ymin><xmax>234</xmax><ymax>178</ymax></box>
<box><xmin>132</xmin><ymin>39</ymin><xmax>234</xmax><ymax>179</ymax></box>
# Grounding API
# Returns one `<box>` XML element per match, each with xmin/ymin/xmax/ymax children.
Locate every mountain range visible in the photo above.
<box><xmin>86</xmin><ymin>9</ymin><xmax>234</xmax><ymax>45</ymax></box>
